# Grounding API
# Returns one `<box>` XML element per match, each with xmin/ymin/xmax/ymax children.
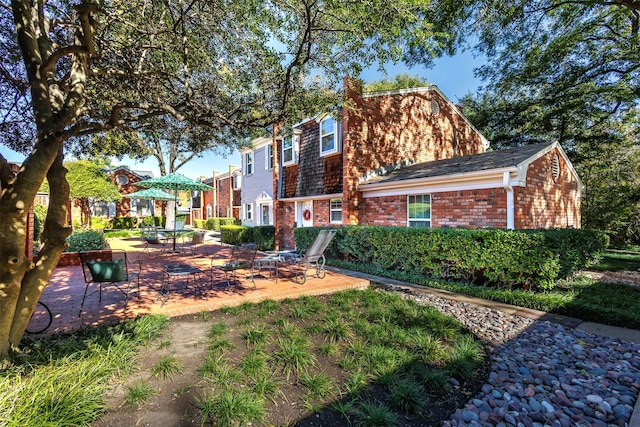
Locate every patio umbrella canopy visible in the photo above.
<box><xmin>136</xmin><ymin>173</ymin><xmax>214</xmax><ymax>252</ymax></box>
<box><xmin>125</xmin><ymin>188</ymin><xmax>176</xmax><ymax>201</ymax></box>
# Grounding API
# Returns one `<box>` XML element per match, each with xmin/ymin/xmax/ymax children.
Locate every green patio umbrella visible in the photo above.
<box><xmin>125</xmin><ymin>188</ymin><xmax>176</xmax><ymax>201</ymax></box>
<box><xmin>136</xmin><ymin>173</ymin><xmax>214</xmax><ymax>252</ymax></box>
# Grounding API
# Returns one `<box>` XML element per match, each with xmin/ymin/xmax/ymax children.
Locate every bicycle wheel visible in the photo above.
<box><xmin>26</xmin><ymin>301</ymin><xmax>52</xmax><ymax>334</ymax></box>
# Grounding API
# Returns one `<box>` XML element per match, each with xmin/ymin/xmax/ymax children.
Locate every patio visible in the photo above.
<box><xmin>36</xmin><ymin>235</ymin><xmax>370</xmax><ymax>334</ymax></box>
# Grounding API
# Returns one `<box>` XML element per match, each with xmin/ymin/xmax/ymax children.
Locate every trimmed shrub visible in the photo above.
<box><xmin>252</xmin><ymin>226</ymin><xmax>275</xmax><ymax>251</ymax></box>
<box><xmin>65</xmin><ymin>229</ymin><xmax>106</xmax><ymax>252</ymax></box>
<box><xmin>140</xmin><ymin>216</ymin><xmax>156</xmax><ymax>227</ymax></box>
<box><xmin>297</xmin><ymin>226</ymin><xmax>607</xmax><ymax>291</ymax></box>
<box><xmin>220</xmin><ymin>225</ymin><xmax>252</xmax><ymax>245</ymax></box>
<box><xmin>194</xmin><ymin>219</ymin><xmax>206</xmax><ymax>229</ymax></box>
<box><xmin>112</xmin><ymin>217</ymin><xmax>137</xmax><ymax>229</ymax></box>
<box><xmin>205</xmin><ymin>217</ymin><xmax>239</xmax><ymax>231</ymax></box>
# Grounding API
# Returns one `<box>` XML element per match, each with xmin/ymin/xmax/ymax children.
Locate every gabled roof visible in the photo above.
<box><xmin>359</xmin><ymin>142</ymin><xmax>582</xmax><ymax>195</ymax></box>
<box><xmin>108</xmin><ymin>166</ymin><xmax>154</xmax><ymax>180</ymax></box>
<box><xmin>362</xmin><ymin>143</ymin><xmax>550</xmax><ymax>184</ymax></box>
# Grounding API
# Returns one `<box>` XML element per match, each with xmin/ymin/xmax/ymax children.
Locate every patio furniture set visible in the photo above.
<box><xmin>77</xmin><ymin>229</ymin><xmax>337</xmax><ymax>314</ymax></box>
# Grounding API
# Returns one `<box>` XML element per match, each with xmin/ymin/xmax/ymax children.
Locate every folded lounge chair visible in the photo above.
<box><xmin>280</xmin><ymin>229</ymin><xmax>337</xmax><ymax>284</ymax></box>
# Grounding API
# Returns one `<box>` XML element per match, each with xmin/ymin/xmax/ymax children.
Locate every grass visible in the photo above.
<box><xmin>330</xmin><ymin>256</ymin><xmax>640</xmax><ymax>329</ymax></box>
<box><xmin>188</xmin><ymin>289</ymin><xmax>486</xmax><ymax>425</ymax></box>
<box><xmin>151</xmin><ymin>355</ymin><xmax>183</xmax><ymax>379</ymax></box>
<box><xmin>2</xmin><ymin>314</ymin><xmax>169</xmax><ymax>426</ymax></box>
<box><xmin>125</xmin><ymin>381</ymin><xmax>156</xmax><ymax>408</ymax></box>
<box><xmin>590</xmin><ymin>250</ymin><xmax>640</xmax><ymax>271</ymax></box>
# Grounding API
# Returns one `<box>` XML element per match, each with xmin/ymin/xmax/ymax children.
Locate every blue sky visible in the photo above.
<box><xmin>1</xmin><ymin>50</ymin><xmax>484</xmax><ymax>180</ymax></box>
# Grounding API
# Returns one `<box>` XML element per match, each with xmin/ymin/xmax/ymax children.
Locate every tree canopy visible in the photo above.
<box><xmin>452</xmin><ymin>0</ymin><xmax>640</xmax><ymax>242</ymax></box>
<box><xmin>0</xmin><ymin>0</ymin><xmax>458</xmax><ymax>358</ymax></box>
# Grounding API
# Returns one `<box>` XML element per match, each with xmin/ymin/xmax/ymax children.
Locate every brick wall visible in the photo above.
<box><xmin>514</xmin><ymin>150</ymin><xmax>581</xmax><ymax>229</ymax></box>
<box><xmin>342</xmin><ymin>79</ymin><xmax>486</xmax><ymax>226</ymax></box>
<box><xmin>217</xmin><ymin>176</ymin><xmax>233</xmax><ymax>217</ymax></box>
<box><xmin>433</xmin><ymin>189</ymin><xmax>507</xmax><ymax>228</ymax></box>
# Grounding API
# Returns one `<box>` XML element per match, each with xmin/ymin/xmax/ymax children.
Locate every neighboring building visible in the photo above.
<box><xmin>99</xmin><ymin>167</ymin><xmax>157</xmax><ymax>219</ymax></box>
<box><xmin>270</xmin><ymin>79</ymin><xmax>581</xmax><ymax>249</ymax></box>
<box><xmin>240</xmin><ymin>136</ymin><xmax>275</xmax><ymax>226</ymax></box>
<box><xmin>201</xmin><ymin>166</ymin><xmax>242</xmax><ymax>220</ymax></box>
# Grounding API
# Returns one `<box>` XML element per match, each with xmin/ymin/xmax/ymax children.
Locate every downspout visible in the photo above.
<box><xmin>503</xmin><ymin>171</ymin><xmax>515</xmax><ymax>230</ymax></box>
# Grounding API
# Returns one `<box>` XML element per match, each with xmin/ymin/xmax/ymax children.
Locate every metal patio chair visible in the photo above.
<box><xmin>211</xmin><ymin>243</ymin><xmax>258</xmax><ymax>290</ymax></box>
<box><xmin>78</xmin><ymin>249</ymin><xmax>141</xmax><ymax>316</ymax></box>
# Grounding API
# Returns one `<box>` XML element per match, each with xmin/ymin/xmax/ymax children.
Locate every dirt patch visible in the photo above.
<box><xmin>94</xmin><ymin>293</ymin><xmax>489</xmax><ymax>427</ymax></box>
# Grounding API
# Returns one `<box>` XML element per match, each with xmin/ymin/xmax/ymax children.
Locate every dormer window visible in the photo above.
<box><xmin>320</xmin><ymin>116</ymin><xmax>339</xmax><ymax>156</ymax></box>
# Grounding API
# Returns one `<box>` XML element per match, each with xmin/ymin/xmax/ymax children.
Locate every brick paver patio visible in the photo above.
<box><xmin>32</xmin><ymin>236</ymin><xmax>370</xmax><ymax>335</ymax></box>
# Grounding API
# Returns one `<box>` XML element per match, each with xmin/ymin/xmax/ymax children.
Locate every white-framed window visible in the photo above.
<box><xmin>261</xmin><ymin>204</ymin><xmax>270</xmax><ymax>225</ymax></box>
<box><xmin>265</xmin><ymin>144</ymin><xmax>274</xmax><ymax>170</ymax></box>
<box><xmin>245</xmin><ymin>152</ymin><xmax>254</xmax><ymax>175</ymax></box>
<box><xmin>408</xmin><ymin>194</ymin><xmax>431</xmax><ymax>227</ymax></box>
<box><xmin>245</xmin><ymin>203</ymin><xmax>253</xmax><ymax>220</ymax></box>
<box><xmin>282</xmin><ymin>137</ymin><xmax>296</xmax><ymax>165</ymax></box>
<box><xmin>330</xmin><ymin>199</ymin><xmax>342</xmax><ymax>224</ymax></box>
<box><xmin>320</xmin><ymin>116</ymin><xmax>339</xmax><ymax>156</ymax></box>
<box><xmin>233</xmin><ymin>174</ymin><xmax>241</xmax><ymax>190</ymax></box>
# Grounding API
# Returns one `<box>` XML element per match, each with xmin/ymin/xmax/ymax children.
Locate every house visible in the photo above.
<box><xmin>237</xmin><ymin>79</ymin><xmax>582</xmax><ymax>250</ymax></box>
<box><xmin>98</xmin><ymin>167</ymin><xmax>158</xmax><ymax>218</ymax></box>
<box><xmin>200</xmin><ymin>166</ymin><xmax>242</xmax><ymax>220</ymax></box>
<box><xmin>271</xmin><ymin>79</ymin><xmax>491</xmax><ymax>249</ymax></box>
<box><xmin>357</xmin><ymin>141</ymin><xmax>581</xmax><ymax>230</ymax></box>
<box><xmin>239</xmin><ymin>137</ymin><xmax>275</xmax><ymax>226</ymax></box>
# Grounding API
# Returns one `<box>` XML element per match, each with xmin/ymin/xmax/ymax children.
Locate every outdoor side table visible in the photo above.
<box><xmin>159</xmin><ymin>263</ymin><xmax>204</xmax><ymax>305</ymax></box>
<box><xmin>253</xmin><ymin>256</ymin><xmax>281</xmax><ymax>283</ymax></box>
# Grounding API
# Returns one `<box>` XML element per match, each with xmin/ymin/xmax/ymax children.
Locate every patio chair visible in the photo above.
<box><xmin>181</xmin><ymin>231</ymin><xmax>208</xmax><ymax>256</ymax></box>
<box><xmin>280</xmin><ymin>229</ymin><xmax>337</xmax><ymax>284</ymax></box>
<box><xmin>78</xmin><ymin>249</ymin><xmax>141</xmax><ymax>316</ymax></box>
<box><xmin>211</xmin><ymin>243</ymin><xmax>258</xmax><ymax>290</ymax></box>
<box><xmin>141</xmin><ymin>225</ymin><xmax>169</xmax><ymax>256</ymax></box>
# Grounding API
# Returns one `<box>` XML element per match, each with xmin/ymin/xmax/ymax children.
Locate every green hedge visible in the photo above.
<box><xmin>65</xmin><ymin>230</ymin><xmax>107</xmax><ymax>252</ymax></box>
<box><xmin>220</xmin><ymin>225</ymin><xmax>275</xmax><ymax>250</ymax></box>
<box><xmin>204</xmin><ymin>217</ymin><xmax>239</xmax><ymax>231</ymax></box>
<box><xmin>296</xmin><ymin>226</ymin><xmax>608</xmax><ymax>291</ymax></box>
<box><xmin>111</xmin><ymin>217</ymin><xmax>137</xmax><ymax>229</ymax></box>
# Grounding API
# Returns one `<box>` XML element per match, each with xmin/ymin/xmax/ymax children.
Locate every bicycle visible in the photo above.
<box><xmin>25</xmin><ymin>301</ymin><xmax>53</xmax><ymax>334</ymax></box>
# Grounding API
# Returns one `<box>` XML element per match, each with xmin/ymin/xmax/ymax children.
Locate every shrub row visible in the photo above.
<box><xmin>193</xmin><ymin>217</ymin><xmax>239</xmax><ymax>231</ymax></box>
<box><xmin>220</xmin><ymin>225</ymin><xmax>275</xmax><ymax>251</ymax></box>
<box><xmin>295</xmin><ymin>226</ymin><xmax>608</xmax><ymax>290</ymax></box>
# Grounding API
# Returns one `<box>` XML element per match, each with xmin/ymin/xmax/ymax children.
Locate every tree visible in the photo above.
<box><xmin>66</xmin><ymin>160</ymin><xmax>121</xmax><ymax>227</ymax></box>
<box><xmin>364</xmin><ymin>73</ymin><xmax>430</xmax><ymax>92</ymax></box>
<box><xmin>0</xmin><ymin>0</ymin><xmax>456</xmax><ymax>358</ymax></box>
<box><xmin>451</xmin><ymin>1</ymin><xmax>640</xmax><ymax>241</ymax></box>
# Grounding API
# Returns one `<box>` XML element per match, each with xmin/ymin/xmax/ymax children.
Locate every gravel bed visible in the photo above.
<box><xmin>383</xmin><ymin>285</ymin><xmax>640</xmax><ymax>427</ymax></box>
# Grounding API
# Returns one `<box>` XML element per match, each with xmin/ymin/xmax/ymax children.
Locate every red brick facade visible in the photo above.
<box><xmin>201</xmin><ymin>170</ymin><xmax>241</xmax><ymax>220</ymax></box>
<box><xmin>514</xmin><ymin>150</ymin><xmax>581</xmax><ymax>229</ymax></box>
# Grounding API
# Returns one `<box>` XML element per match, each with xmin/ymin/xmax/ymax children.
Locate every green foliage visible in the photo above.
<box><xmin>364</xmin><ymin>73</ymin><xmax>430</xmax><ymax>92</ymax></box>
<box><xmin>3</xmin><ymin>315</ymin><xmax>168</xmax><ymax>425</ymax></box>
<box><xmin>65</xmin><ymin>160</ymin><xmax>121</xmax><ymax>202</ymax></box>
<box><xmin>252</xmin><ymin>226</ymin><xmax>275</xmax><ymax>251</ymax></box>
<box><xmin>65</xmin><ymin>230</ymin><xmax>106</xmax><ymax>252</ymax></box>
<box><xmin>220</xmin><ymin>225</ymin><xmax>251</xmax><ymax>245</ymax></box>
<box><xmin>329</xmin><ymin>226</ymin><xmax>607</xmax><ymax>290</ymax></box>
<box><xmin>112</xmin><ymin>217</ymin><xmax>137</xmax><ymax>229</ymax></box>
<box><xmin>140</xmin><ymin>216</ymin><xmax>156</xmax><ymax>227</ymax></box>
<box><xmin>91</xmin><ymin>217</ymin><xmax>111</xmax><ymax>229</ymax></box>
<box><xmin>194</xmin><ymin>219</ymin><xmax>206</xmax><ymax>229</ymax></box>
<box><xmin>206</xmin><ymin>217</ymin><xmax>239</xmax><ymax>231</ymax></box>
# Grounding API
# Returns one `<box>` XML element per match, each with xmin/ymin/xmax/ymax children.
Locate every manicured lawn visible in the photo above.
<box><xmin>591</xmin><ymin>250</ymin><xmax>640</xmax><ymax>272</ymax></box>
<box><xmin>5</xmin><ymin>290</ymin><xmax>487</xmax><ymax>426</ymax></box>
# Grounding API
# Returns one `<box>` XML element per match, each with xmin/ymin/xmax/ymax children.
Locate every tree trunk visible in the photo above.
<box><xmin>0</xmin><ymin>138</ymin><xmax>69</xmax><ymax>358</ymax></box>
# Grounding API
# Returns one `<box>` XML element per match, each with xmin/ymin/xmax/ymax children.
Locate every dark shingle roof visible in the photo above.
<box><xmin>361</xmin><ymin>143</ymin><xmax>552</xmax><ymax>185</ymax></box>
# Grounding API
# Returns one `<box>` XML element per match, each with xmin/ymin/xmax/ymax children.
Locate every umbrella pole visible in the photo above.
<box><xmin>172</xmin><ymin>192</ymin><xmax>178</xmax><ymax>252</ymax></box>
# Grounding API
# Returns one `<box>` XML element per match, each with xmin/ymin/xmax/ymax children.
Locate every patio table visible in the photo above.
<box><xmin>253</xmin><ymin>256</ymin><xmax>281</xmax><ymax>283</ymax></box>
<box><xmin>158</xmin><ymin>263</ymin><xmax>204</xmax><ymax>305</ymax></box>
